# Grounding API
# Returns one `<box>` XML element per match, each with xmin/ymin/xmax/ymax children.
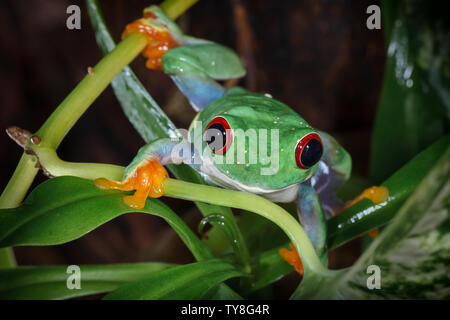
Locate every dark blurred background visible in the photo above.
<box><xmin>0</xmin><ymin>0</ymin><xmax>385</xmax><ymax>297</ymax></box>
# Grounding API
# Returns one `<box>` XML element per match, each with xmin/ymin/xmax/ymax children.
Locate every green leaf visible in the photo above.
<box><xmin>328</xmin><ymin>133</ymin><xmax>450</xmax><ymax>249</ymax></box>
<box><xmin>104</xmin><ymin>259</ymin><xmax>247</xmax><ymax>300</ymax></box>
<box><xmin>370</xmin><ymin>0</ymin><xmax>450</xmax><ymax>183</ymax></box>
<box><xmin>86</xmin><ymin>0</ymin><xmax>249</xmax><ymax>268</ymax></box>
<box><xmin>0</xmin><ymin>263</ymin><xmax>173</xmax><ymax>300</ymax></box>
<box><xmin>242</xmin><ymin>135</ymin><xmax>450</xmax><ymax>294</ymax></box>
<box><xmin>86</xmin><ymin>0</ymin><xmax>179</xmax><ymax>142</ymax></box>
<box><xmin>0</xmin><ymin>176</ymin><xmax>244</xmax><ymax>299</ymax></box>
<box><xmin>334</xmin><ymin>144</ymin><xmax>450</xmax><ymax>299</ymax></box>
<box><xmin>0</xmin><ymin>176</ymin><xmax>211</xmax><ymax>262</ymax></box>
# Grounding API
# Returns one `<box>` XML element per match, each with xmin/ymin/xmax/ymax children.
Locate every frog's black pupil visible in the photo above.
<box><xmin>301</xmin><ymin>139</ymin><xmax>323</xmax><ymax>167</ymax></box>
<box><xmin>205</xmin><ymin>123</ymin><xmax>227</xmax><ymax>152</ymax></box>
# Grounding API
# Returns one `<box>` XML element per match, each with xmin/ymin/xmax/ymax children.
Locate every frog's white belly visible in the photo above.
<box><xmin>198</xmin><ymin>158</ymin><xmax>299</xmax><ymax>203</ymax></box>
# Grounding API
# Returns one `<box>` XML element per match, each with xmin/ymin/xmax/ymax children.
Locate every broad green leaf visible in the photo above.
<box><xmin>0</xmin><ymin>176</ymin><xmax>243</xmax><ymax>299</ymax></box>
<box><xmin>0</xmin><ymin>176</ymin><xmax>211</xmax><ymax>262</ymax></box>
<box><xmin>370</xmin><ymin>0</ymin><xmax>450</xmax><ymax>183</ymax></box>
<box><xmin>333</xmin><ymin>145</ymin><xmax>450</xmax><ymax>299</ymax></box>
<box><xmin>0</xmin><ymin>263</ymin><xmax>173</xmax><ymax>300</ymax></box>
<box><xmin>104</xmin><ymin>259</ymin><xmax>247</xmax><ymax>300</ymax></box>
<box><xmin>86</xmin><ymin>0</ymin><xmax>249</xmax><ymax>268</ymax></box>
<box><xmin>259</xmin><ymin>135</ymin><xmax>450</xmax><ymax>298</ymax></box>
<box><xmin>328</xmin><ymin>133</ymin><xmax>450</xmax><ymax>249</ymax></box>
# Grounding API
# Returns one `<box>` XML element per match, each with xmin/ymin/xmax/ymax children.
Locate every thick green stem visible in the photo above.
<box><xmin>0</xmin><ymin>154</ymin><xmax>38</xmax><ymax>266</ymax></box>
<box><xmin>160</xmin><ymin>0</ymin><xmax>199</xmax><ymax>20</ymax></box>
<box><xmin>0</xmin><ymin>154</ymin><xmax>39</xmax><ymax>209</ymax></box>
<box><xmin>19</xmin><ymin>143</ymin><xmax>332</xmax><ymax>277</ymax></box>
<box><xmin>36</xmin><ymin>33</ymin><xmax>148</xmax><ymax>149</ymax></box>
<box><xmin>164</xmin><ymin>179</ymin><xmax>331</xmax><ymax>277</ymax></box>
<box><xmin>1</xmin><ymin>33</ymin><xmax>146</xmax><ymax>208</ymax></box>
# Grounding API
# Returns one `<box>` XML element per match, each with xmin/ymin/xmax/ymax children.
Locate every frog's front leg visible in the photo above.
<box><xmin>95</xmin><ymin>139</ymin><xmax>198</xmax><ymax>209</ymax></box>
<box><xmin>279</xmin><ymin>182</ymin><xmax>327</xmax><ymax>276</ymax></box>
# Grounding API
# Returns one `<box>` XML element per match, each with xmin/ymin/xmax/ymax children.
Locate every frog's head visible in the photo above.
<box><xmin>189</xmin><ymin>88</ymin><xmax>323</xmax><ymax>194</ymax></box>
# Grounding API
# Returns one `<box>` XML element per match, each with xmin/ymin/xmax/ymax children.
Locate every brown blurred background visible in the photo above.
<box><xmin>0</xmin><ymin>0</ymin><xmax>385</xmax><ymax>297</ymax></box>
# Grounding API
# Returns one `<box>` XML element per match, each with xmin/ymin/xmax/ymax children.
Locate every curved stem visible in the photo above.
<box><xmin>164</xmin><ymin>179</ymin><xmax>331</xmax><ymax>277</ymax></box>
<box><xmin>20</xmin><ymin>143</ymin><xmax>332</xmax><ymax>277</ymax></box>
<box><xmin>160</xmin><ymin>0</ymin><xmax>199</xmax><ymax>20</ymax></box>
<box><xmin>1</xmin><ymin>33</ymin><xmax>146</xmax><ymax>209</ymax></box>
<box><xmin>0</xmin><ymin>154</ymin><xmax>39</xmax><ymax>210</ymax></box>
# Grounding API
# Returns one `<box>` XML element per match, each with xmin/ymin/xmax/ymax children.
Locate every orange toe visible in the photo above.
<box><xmin>368</xmin><ymin>228</ymin><xmax>379</xmax><ymax>239</ymax></box>
<box><xmin>94</xmin><ymin>177</ymin><xmax>134</xmax><ymax>191</ymax></box>
<box><xmin>279</xmin><ymin>243</ymin><xmax>304</xmax><ymax>276</ymax></box>
<box><xmin>343</xmin><ymin>186</ymin><xmax>389</xmax><ymax>210</ymax></box>
<box><xmin>95</xmin><ymin>158</ymin><xmax>168</xmax><ymax>210</ymax></box>
<box><xmin>123</xmin><ymin>195</ymin><xmax>147</xmax><ymax>209</ymax></box>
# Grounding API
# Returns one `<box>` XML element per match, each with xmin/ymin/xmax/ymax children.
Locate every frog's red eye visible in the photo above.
<box><xmin>295</xmin><ymin>133</ymin><xmax>323</xmax><ymax>169</ymax></box>
<box><xmin>204</xmin><ymin>117</ymin><xmax>232</xmax><ymax>155</ymax></box>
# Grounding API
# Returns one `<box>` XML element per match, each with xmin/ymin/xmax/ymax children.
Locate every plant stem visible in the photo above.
<box><xmin>0</xmin><ymin>154</ymin><xmax>39</xmax><ymax>209</ymax></box>
<box><xmin>20</xmin><ymin>142</ymin><xmax>331</xmax><ymax>277</ymax></box>
<box><xmin>1</xmin><ymin>33</ymin><xmax>146</xmax><ymax>209</ymax></box>
<box><xmin>160</xmin><ymin>0</ymin><xmax>199</xmax><ymax>20</ymax></box>
<box><xmin>36</xmin><ymin>33</ymin><xmax>148</xmax><ymax>149</ymax></box>
<box><xmin>0</xmin><ymin>154</ymin><xmax>38</xmax><ymax>266</ymax></box>
<box><xmin>163</xmin><ymin>179</ymin><xmax>331</xmax><ymax>277</ymax></box>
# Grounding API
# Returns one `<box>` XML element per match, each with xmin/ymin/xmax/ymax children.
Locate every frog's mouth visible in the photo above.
<box><xmin>198</xmin><ymin>158</ymin><xmax>299</xmax><ymax>203</ymax></box>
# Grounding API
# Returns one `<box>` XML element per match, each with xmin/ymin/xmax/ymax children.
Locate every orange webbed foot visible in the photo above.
<box><xmin>94</xmin><ymin>159</ymin><xmax>168</xmax><ymax>210</ymax></box>
<box><xmin>279</xmin><ymin>243</ymin><xmax>304</xmax><ymax>276</ymax></box>
<box><xmin>121</xmin><ymin>11</ymin><xmax>181</xmax><ymax>70</ymax></box>
<box><xmin>344</xmin><ymin>186</ymin><xmax>389</xmax><ymax>209</ymax></box>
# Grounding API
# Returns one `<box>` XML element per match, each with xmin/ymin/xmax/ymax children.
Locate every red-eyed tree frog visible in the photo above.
<box><xmin>95</xmin><ymin>6</ymin><xmax>388</xmax><ymax>273</ymax></box>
